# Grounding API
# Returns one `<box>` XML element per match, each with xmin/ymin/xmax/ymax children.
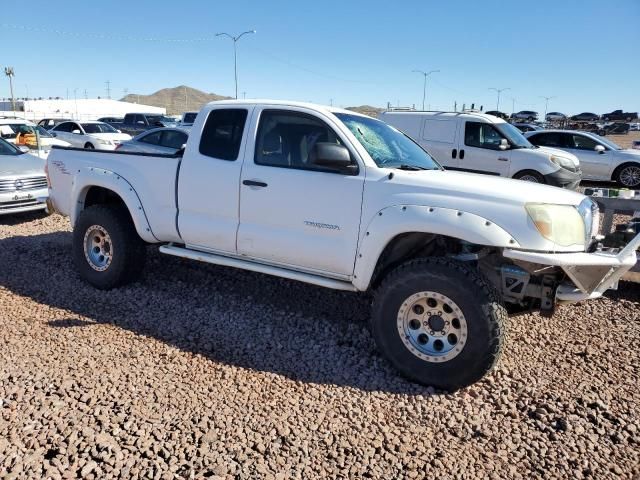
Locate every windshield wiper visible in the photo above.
<box><xmin>394</xmin><ymin>164</ymin><xmax>429</xmax><ymax>171</ymax></box>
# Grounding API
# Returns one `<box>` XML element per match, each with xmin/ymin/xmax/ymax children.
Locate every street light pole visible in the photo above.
<box><xmin>539</xmin><ymin>95</ymin><xmax>556</xmax><ymax>121</ymax></box>
<box><xmin>4</xmin><ymin>67</ymin><xmax>16</xmax><ymax>115</ymax></box>
<box><xmin>216</xmin><ymin>30</ymin><xmax>256</xmax><ymax>99</ymax></box>
<box><xmin>488</xmin><ymin>87</ymin><xmax>510</xmax><ymax>112</ymax></box>
<box><xmin>412</xmin><ymin>69</ymin><xmax>439</xmax><ymax>110</ymax></box>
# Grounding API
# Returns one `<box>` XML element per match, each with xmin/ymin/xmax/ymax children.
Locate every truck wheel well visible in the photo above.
<box><xmin>369</xmin><ymin>233</ymin><xmax>472</xmax><ymax>290</ymax></box>
<box><xmin>84</xmin><ymin>186</ymin><xmax>127</xmax><ymax>210</ymax></box>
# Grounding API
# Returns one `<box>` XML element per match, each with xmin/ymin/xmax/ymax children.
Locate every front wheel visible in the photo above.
<box><xmin>371</xmin><ymin>258</ymin><xmax>507</xmax><ymax>390</ymax></box>
<box><xmin>73</xmin><ymin>205</ymin><xmax>146</xmax><ymax>290</ymax></box>
<box><xmin>615</xmin><ymin>163</ymin><xmax>640</xmax><ymax>188</ymax></box>
<box><xmin>513</xmin><ymin>170</ymin><xmax>545</xmax><ymax>183</ymax></box>
<box><xmin>84</xmin><ymin>143</ymin><xmax>95</xmax><ymax>149</ymax></box>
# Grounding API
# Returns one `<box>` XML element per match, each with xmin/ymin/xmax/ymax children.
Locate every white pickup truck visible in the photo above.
<box><xmin>46</xmin><ymin>100</ymin><xmax>640</xmax><ymax>390</ymax></box>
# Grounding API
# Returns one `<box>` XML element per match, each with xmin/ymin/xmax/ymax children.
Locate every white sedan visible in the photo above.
<box><xmin>51</xmin><ymin>121</ymin><xmax>131</xmax><ymax>150</ymax></box>
<box><xmin>525</xmin><ymin>130</ymin><xmax>640</xmax><ymax>188</ymax></box>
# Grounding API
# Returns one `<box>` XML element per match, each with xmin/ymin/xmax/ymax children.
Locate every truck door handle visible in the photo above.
<box><xmin>498</xmin><ymin>157</ymin><xmax>508</xmax><ymax>161</ymax></box>
<box><xmin>452</xmin><ymin>149</ymin><xmax>457</xmax><ymax>159</ymax></box>
<box><xmin>459</xmin><ymin>149</ymin><xmax>465</xmax><ymax>160</ymax></box>
<box><xmin>242</xmin><ymin>179</ymin><xmax>268</xmax><ymax>188</ymax></box>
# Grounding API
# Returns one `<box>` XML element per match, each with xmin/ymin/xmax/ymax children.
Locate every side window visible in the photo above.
<box><xmin>199</xmin><ymin>109</ymin><xmax>248</xmax><ymax>161</ymax></box>
<box><xmin>464</xmin><ymin>122</ymin><xmax>504</xmax><ymax>150</ymax></box>
<box><xmin>530</xmin><ymin>132</ymin><xmax>562</xmax><ymax>147</ymax></box>
<box><xmin>160</xmin><ymin>130</ymin><xmax>188</xmax><ymax>149</ymax></box>
<box><xmin>255</xmin><ymin>110</ymin><xmax>345</xmax><ymax>171</ymax></box>
<box><xmin>570</xmin><ymin>134</ymin><xmax>599</xmax><ymax>150</ymax></box>
<box><xmin>55</xmin><ymin>122</ymin><xmax>72</xmax><ymax>133</ymax></box>
<box><xmin>139</xmin><ymin>131</ymin><xmax>162</xmax><ymax>145</ymax></box>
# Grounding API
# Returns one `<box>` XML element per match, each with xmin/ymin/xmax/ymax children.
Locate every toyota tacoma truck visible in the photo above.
<box><xmin>46</xmin><ymin>100</ymin><xmax>640</xmax><ymax>390</ymax></box>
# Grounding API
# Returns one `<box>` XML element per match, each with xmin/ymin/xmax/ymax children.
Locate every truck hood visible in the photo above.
<box><xmin>0</xmin><ymin>153</ymin><xmax>45</xmax><ymax>177</ymax></box>
<box><xmin>386</xmin><ymin>168</ymin><xmax>585</xmax><ymax>208</ymax></box>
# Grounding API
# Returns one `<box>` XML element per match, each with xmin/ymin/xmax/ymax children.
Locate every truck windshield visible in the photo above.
<box><xmin>334</xmin><ymin>113</ymin><xmax>441</xmax><ymax>170</ymax></box>
<box><xmin>494</xmin><ymin>122</ymin><xmax>534</xmax><ymax>149</ymax></box>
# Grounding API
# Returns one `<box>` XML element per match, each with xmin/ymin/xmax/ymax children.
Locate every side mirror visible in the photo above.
<box><xmin>310</xmin><ymin>143</ymin><xmax>357</xmax><ymax>174</ymax></box>
<box><xmin>51</xmin><ymin>132</ymin><xmax>57</xmax><ymax>137</ymax></box>
<box><xmin>117</xmin><ymin>129</ymin><xmax>122</xmax><ymax>133</ymax></box>
<box><xmin>137</xmin><ymin>121</ymin><xmax>145</xmax><ymax>125</ymax></box>
<box><xmin>499</xmin><ymin>138</ymin><xmax>510</xmax><ymax>150</ymax></box>
<box><xmin>595</xmin><ymin>145</ymin><xmax>606</xmax><ymax>154</ymax></box>
<box><xmin>18</xmin><ymin>145</ymin><xmax>30</xmax><ymax>153</ymax></box>
<box><xmin>72</xmin><ymin>130</ymin><xmax>81</xmax><ymax>134</ymax></box>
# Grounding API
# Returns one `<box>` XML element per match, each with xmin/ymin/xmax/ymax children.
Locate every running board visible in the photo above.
<box><xmin>159</xmin><ymin>244</ymin><xmax>358</xmax><ymax>292</ymax></box>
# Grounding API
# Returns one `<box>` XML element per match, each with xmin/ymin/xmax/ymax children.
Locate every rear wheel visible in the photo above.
<box><xmin>514</xmin><ymin>170</ymin><xmax>545</xmax><ymax>183</ymax></box>
<box><xmin>371</xmin><ymin>257</ymin><xmax>507</xmax><ymax>390</ymax></box>
<box><xmin>73</xmin><ymin>205</ymin><xmax>146</xmax><ymax>290</ymax></box>
<box><xmin>615</xmin><ymin>163</ymin><xmax>640</xmax><ymax>188</ymax></box>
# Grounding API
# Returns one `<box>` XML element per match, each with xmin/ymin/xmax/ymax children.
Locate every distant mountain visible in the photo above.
<box><xmin>346</xmin><ymin>105</ymin><xmax>384</xmax><ymax>118</ymax></box>
<box><xmin>120</xmin><ymin>86</ymin><xmax>232</xmax><ymax>115</ymax></box>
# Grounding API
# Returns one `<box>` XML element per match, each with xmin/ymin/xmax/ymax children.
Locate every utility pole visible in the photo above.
<box><xmin>216</xmin><ymin>30</ymin><xmax>256</xmax><ymax>99</ymax></box>
<box><xmin>4</xmin><ymin>67</ymin><xmax>16</xmax><ymax>114</ymax></box>
<box><xmin>488</xmin><ymin>87</ymin><xmax>510</xmax><ymax>112</ymax></box>
<box><xmin>510</xmin><ymin>97</ymin><xmax>516</xmax><ymax>116</ymax></box>
<box><xmin>84</xmin><ymin>89</ymin><xmax>88</xmax><ymax>99</ymax></box>
<box><xmin>242</xmin><ymin>91</ymin><xmax>246</xmax><ymax>99</ymax></box>
<box><xmin>105</xmin><ymin>80</ymin><xmax>111</xmax><ymax>99</ymax></box>
<box><xmin>73</xmin><ymin>88</ymin><xmax>78</xmax><ymax>119</ymax></box>
<box><xmin>539</xmin><ymin>95</ymin><xmax>556</xmax><ymax>121</ymax></box>
<box><xmin>412</xmin><ymin>69</ymin><xmax>439</xmax><ymax>111</ymax></box>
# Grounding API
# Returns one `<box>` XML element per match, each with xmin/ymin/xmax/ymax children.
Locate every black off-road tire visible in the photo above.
<box><xmin>371</xmin><ymin>257</ymin><xmax>507</xmax><ymax>390</ymax></box>
<box><xmin>73</xmin><ymin>205</ymin><xmax>146</xmax><ymax>290</ymax></box>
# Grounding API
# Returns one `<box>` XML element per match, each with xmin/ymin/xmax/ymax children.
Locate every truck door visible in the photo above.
<box><xmin>237</xmin><ymin>107</ymin><xmax>365</xmax><ymax>277</ymax></box>
<box><xmin>177</xmin><ymin>107</ymin><xmax>253</xmax><ymax>253</ymax></box>
<box><xmin>456</xmin><ymin>121</ymin><xmax>511</xmax><ymax>177</ymax></box>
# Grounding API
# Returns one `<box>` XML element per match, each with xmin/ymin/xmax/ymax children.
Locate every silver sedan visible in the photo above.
<box><xmin>0</xmin><ymin>138</ymin><xmax>48</xmax><ymax>215</ymax></box>
<box><xmin>116</xmin><ymin>127</ymin><xmax>190</xmax><ymax>154</ymax></box>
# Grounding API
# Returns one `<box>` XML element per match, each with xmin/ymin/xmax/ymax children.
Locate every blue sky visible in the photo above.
<box><xmin>1</xmin><ymin>0</ymin><xmax>638</xmax><ymax>114</ymax></box>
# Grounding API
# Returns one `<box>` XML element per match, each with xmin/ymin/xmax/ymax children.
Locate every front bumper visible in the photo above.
<box><xmin>543</xmin><ymin>168</ymin><xmax>582</xmax><ymax>190</ymax></box>
<box><xmin>503</xmin><ymin>231</ymin><xmax>640</xmax><ymax>303</ymax></box>
<box><xmin>0</xmin><ymin>188</ymin><xmax>48</xmax><ymax>215</ymax></box>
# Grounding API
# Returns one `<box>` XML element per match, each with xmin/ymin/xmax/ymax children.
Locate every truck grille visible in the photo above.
<box><xmin>0</xmin><ymin>176</ymin><xmax>48</xmax><ymax>193</ymax></box>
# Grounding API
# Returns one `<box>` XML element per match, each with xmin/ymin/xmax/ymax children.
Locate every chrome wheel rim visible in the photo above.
<box><xmin>397</xmin><ymin>291</ymin><xmax>468</xmax><ymax>363</ymax></box>
<box><xmin>83</xmin><ymin>225</ymin><xmax>113</xmax><ymax>271</ymax></box>
<box><xmin>519</xmin><ymin>174</ymin><xmax>540</xmax><ymax>183</ymax></box>
<box><xmin>619</xmin><ymin>166</ymin><xmax>640</xmax><ymax>187</ymax></box>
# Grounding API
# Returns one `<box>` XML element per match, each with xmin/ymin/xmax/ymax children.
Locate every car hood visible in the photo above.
<box><xmin>537</xmin><ymin>146</ymin><xmax>580</xmax><ymax>166</ymax></box>
<box><xmin>0</xmin><ymin>153</ymin><xmax>46</xmax><ymax>177</ymax></box>
<box><xmin>88</xmin><ymin>133</ymin><xmax>132</xmax><ymax>141</ymax></box>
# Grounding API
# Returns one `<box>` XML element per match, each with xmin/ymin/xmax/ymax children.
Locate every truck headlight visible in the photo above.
<box><xmin>525</xmin><ymin>203</ymin><xmax>586</xmax><ymax>247</ymax></box>
<box><xmin>549</xmin><ymin>154</ymin><xmax>577</xmax><ymax>173</ymax></box>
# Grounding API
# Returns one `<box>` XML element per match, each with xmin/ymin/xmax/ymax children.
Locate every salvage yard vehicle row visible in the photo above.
<box><xmin>46</xmin><ymin>100</ymin><xmax>640</xmax><ymax>390</ymax></box>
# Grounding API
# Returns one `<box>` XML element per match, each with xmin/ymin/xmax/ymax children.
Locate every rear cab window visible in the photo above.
<box><xmin>199</xmin><ymin>109</ymin><xmax>248</xmax><ymax>161</ymax></box>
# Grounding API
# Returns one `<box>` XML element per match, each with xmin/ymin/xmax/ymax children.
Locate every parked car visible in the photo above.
<box><xmin>116</xmin><ymin>127</ymin><xmax>189</xmax><ymax>154</ymax></box>
<box><xmin>525</xmin><ymin>130</ymin><xmax>640</xmax><ymax>187</ymax></box>
<box><xmin>47</xmin><ymin>100</ymin><xmax>640</xmax><ymax>390</ymax></box>
<box><xmin>110</xmin><ymin>113</ymin><xmax>179</xmax><ymax>136</ymax></box>
<box><xmin>97</xmin><ymin>117</ymin><xmax>124</xmax><ymax>125</ymax></box>
<box><xmin>510</xmin><ymin>111</ymin><xmax>538</xmax><ymax>121</ymax></box>
<box><xmin>632</xmin><ymin>140</ymin><xmax>640</xmax><ymax>150</ymax></box>
<box><xmin>179</xmin><ymin>111</ymin><xmax>199</xmax><ymax>126</ymax></box>
<box><xmin>484</xmin><ymin>110</ymin><xmax>509</xmax><ymax>120</ymax></box>
<box><xmin>600</xmin><ymin>122</ymin><xmax>630</xmax><ymax>135</ymax></box>
<box><xmin>379</xmin><ymin>110</ymin><xmax>580</xmax><ymax>189</ymax></box>
<box><xmin>37</xmin><ymin>118</ymin><xmax>72</xmax><ymax>130</ymax></box>
<box><xmin>545</xmin><ymin>112</ymin><xmax>567</xmax><ymax>122</ymax></box>
<box><xmin>0</xmin><ymin>137</ymin><xmax>48</xmax><ymax>215</ymax></box>
<box><xmin>601</xmin><ymin>110</ymin><xmax>638</xmax><ymax>122</ymax></box>
<box><xmin>513</xmin><ymin>123</ymin><xmax>543</xmax><ymax>133</ymax></box>
<box><xmin>629</xmin><ymin>123</ymin><xmax>640</xmax><ymax>132</ymax></box>
<box><xmin>50</xmin><ymin>121</ymin><xmax>131</xmax><ymax>150</ymax></box>
<box><xmin>0</xmin><ymin>119</ymin><xmax>71</xmax><ymax>158</ymax></box>
<box><xmin>570</xmin><ymin>112</ymin><xmax>600</xmax><ymax>122</ymax></box>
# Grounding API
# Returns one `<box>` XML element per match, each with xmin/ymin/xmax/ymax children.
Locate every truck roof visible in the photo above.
<box><xmin>203</xmin><ymin>99</ymin><xmax>370</xmax><ymax>119</ymax></box>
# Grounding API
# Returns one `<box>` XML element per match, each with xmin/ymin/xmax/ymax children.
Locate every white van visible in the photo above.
<box><xmin>379</xmin><ymin>111</ymin><xmax>582</xmax><ymax>189</ymax></box>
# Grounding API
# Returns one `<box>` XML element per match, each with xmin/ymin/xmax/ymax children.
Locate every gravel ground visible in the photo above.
<box><xmin>1</xmin><ymin>213</ymin><xmax>639</xmax><ymax>479</ymax></box>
